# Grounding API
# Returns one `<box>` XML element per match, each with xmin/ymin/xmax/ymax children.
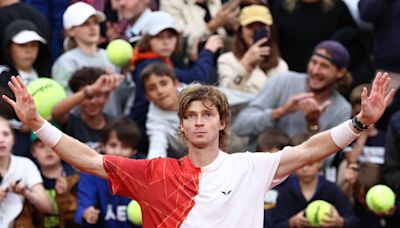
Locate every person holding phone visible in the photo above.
<box><xmin>217</xmin><ymin>5</ymin><xmax>288</xmax><ymax>95</ymax></box>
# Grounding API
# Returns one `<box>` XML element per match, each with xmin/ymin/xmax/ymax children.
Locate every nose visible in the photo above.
<box><xmin>195</xmin><ymin>115</ymin><xmax>204</xmax><ymax>126</ymax></box>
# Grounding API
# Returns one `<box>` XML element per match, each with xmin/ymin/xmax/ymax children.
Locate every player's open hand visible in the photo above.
<box><xmin>358</xmin><ymin>72</ymin><xmax>394</xmax><ymax>126</ymax></box>
<box><xmin>2</xmin><ymin>76</ymin><xmax>39</xmax><ymax>126</ymax></box>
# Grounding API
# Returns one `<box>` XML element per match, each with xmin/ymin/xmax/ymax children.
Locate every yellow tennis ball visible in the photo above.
<box><xmin>366</xmin><ymin>184</ymin><xmax>395</xmax><ymax>213</ymax></box>
<box><xmin>106</xmin><ymin>39</ymin><xmax>133</xmax><ymax>66</ymax></box>
<box><xmin>305</xmin><ymin>200</ymin><xmax>333</xmax><ymax>227</ymax></box>
<box><xmin>27</xmin><ymin>78</ymin><xmax>66</xmax><ymax>120</ymax></box>
<box><xmin>127</xmin><ymin>200</ymin><xmax>142</xmax><ymax>225</ymax></box>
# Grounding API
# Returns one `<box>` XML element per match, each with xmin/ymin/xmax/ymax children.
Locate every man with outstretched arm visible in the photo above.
<box><xmin>2</xmin><ymin>72</ymin><xmax>394</xmax><ymax>227</ymax></box>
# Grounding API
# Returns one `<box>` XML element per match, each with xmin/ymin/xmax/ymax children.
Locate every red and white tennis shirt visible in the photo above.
<box><xmin>104</xmin><ymin>150</ymin><xmax>285</xmax><ymax>227</ymax></box>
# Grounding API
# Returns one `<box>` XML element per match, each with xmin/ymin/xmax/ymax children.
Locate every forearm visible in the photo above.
<box><xmin>52</xmin><ymin>88</ymin><xmax>86</xmax><ymax>121</ymax></box>
<box><xmin>276</xmin><ymin>120</ymin><xmax>360</xmax><ymax>179</ymax></box>
<box><xmin>30</xmin><ymin>118</ymin><xmax>106</xmax><ymax>178</ymax></box>
<box><xmin>231</xmin><ymin>107</ymin><xmax>274</xmax><ymax>136</ymax></box>
<box><xmin>25</xmin><ymin>184</ymin><xmax>53</xmax><ymax>214</ymax></box>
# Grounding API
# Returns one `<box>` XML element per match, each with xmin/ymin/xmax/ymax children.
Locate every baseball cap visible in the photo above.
<box><xmin>313</xmin><ymin>40</ymin><xmax>350</xmax><ymax>69</ymax></box>
<box><xmin>63</xmin><ymin>2</ymin><xmax>106</xmax><ymax>29</ymax></box>
<box><xmin>239</xmin><ymin>5</ymin><xmax>273</xmax><ymax>27</ymax></box>
<box><xmin>141</xmin><ymin>11</ymin><xmax>177</xmax><ymax>36</ymax></box>
<box><xmin>12</xmin><ymin>30</ymin><xmax>46</xmax><ymax>44</ymax></box>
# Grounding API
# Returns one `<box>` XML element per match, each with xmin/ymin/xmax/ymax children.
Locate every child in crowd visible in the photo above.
<box><xmin>265</xmin><ymin>133</ymin><xmax>359</xmax><ymax>227</ymax></box>
<box><xmin>51</xmin><ymin>67</ymin><xmax>123</xmax><ymax>149</ymax></box>
<box><xmin>0</xmin><ymin>116</ymin><xmax>52</xmax><ymax>227</ymax></box>
<box><xmin>142</xmin><ymin>63</ymin><xmax>187</xmax><ymax>159</ymax></box>
<box><xmin>74</xmin><ymin>118</ymin><xmax>141</xmax><ymax>227</ymax></box>
<box><xmin>30</xmin><ymin>130</ymin><xmax>79</xmax><ymax>227</ymax></box>
<box><xmin>344</xmin><ymin>84</ymin><xmax>386</xmax><ymax>164</ymax></box>
<box><xmin>337</xmin><ymin>84</ymin><xmax>386</xmax><ymax>186</ymax></box>
<box><xmin>341</xmin><ymin>162</ymin><xmax>400</xmax><ymax>227</ymax></box>
<box><xmin>257</xmin><ymin>128</ymin><xmax>290</xmax><ymax>152</ymax></box>
<box><xmin>256</xmin><ymin>128</ymin><xmax>290</xmax><ymax>225</ymax></box>
<box><xmin>51</xmin><ymin>1</ymin><xmax>113</xmax><ymax>92</ymax></box>
<box><xmin>0</xmin><ymin>19</ymin><xmax>52</xmax><ymax>158</ymax></box>
<box><xmin>128</xmin><ymin>10</ymin><xmax>223</xmax><ymax>154</ymax></box>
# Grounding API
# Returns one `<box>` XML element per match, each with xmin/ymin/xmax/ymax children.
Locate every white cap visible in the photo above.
<box><xmin>12</xmin><ymin>30</ymin><xmax>46</xmax><ymax>44</ymax></box>
<box><xmin>63</xmin><ymin>2</ymin><xmax>106</xmax><ymax>29</ymax></box>
<box><xmin>141</xmin><ymin>11</ymin><xmax>177</xmax><ymax>36</ymax></box>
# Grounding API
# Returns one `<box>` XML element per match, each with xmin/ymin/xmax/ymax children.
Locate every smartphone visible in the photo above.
<box><xmin>253</xmin><ymin>26</ymin><xmax>270</xmax><ymax>47</ymax></box>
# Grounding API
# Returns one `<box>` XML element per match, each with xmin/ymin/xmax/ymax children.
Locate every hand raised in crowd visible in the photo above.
<box><xmin>85</xmin><ymin>73</ymin><xmax>125</xmax><ymax>97</ymax></box>
<box><xmin>273</xmin><ymin>93</ymin><xmax>314</xmax><ymax>120</ymax></box>
<box><xmin>300</xmin><ymin>98</ymin><xmax>331</xmax><ymax>126</ymax></box>
<box><xmin>240</xmin><ymin>37</ymin><xmax>271</xmax><ymax>72</ymax></box>
<box><xmin>288</xmin><ymin>210</ymin><xmax>310</xmax><ymax>227</ymax></box>
<box><xmin>55</xmin><ymin>172</ymin><xmax>68</xmax><ymax>195</ymax></box>
<box><xmin>9</xmin><ymin>179</ymin><xmax>27</xmax><ymax>196</ymax></box>
<box><xmin>321</xmin><ymin>206</ymin><xmax>345</xmax><ymax>227</ymax></box>
<box><xmin>357</xmin><ymin>72</ymin><xmax>394</xmax><ymax>126</ymax></box>
<box><xmin>83</xmin><ymin>206</ymin><xmax>100</xmax><ymax>224</ymax></box>
<box><xmin>204</xmin><ymin>35</ymin><xmax>224</xmax><ymax>53</ymax></box>
<box><xmin>208</xmin><ymin>1</ymin><xmax>240</xmax><ymax>32</ymax></box>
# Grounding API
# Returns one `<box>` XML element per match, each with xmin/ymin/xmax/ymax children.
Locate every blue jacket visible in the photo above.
<box><xmin>74</xmin><ymin>173</ymin><xmax>141</xmax><ymax>228</ymax></box>
<box><xmin>265</xmin><ymin>175</ymin><xmax>359</xmax><ymax>227</ymax></box>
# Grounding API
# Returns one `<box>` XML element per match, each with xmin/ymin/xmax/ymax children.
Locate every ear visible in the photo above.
<box><xmin>174</xmin><ymin>79</ymin><xmax>180</xmax><ymax>87</ymax></box>
<box><xmin>180</xmin><ymin>122</ymin><xmax>184</xmax><ymax>132</ymax></box>
<box><xmin>219</xmin><ymin>120</ymin><xmax>226</xmax><ymax>131</ymax></box>
<box><xmin>336</xmin><ymin>68</ymin><xmax>347</xmax><ymax>80</ymax></box>
<box><xmin>65</xmin><ymin>28</ymin><xmax>75</xmax><ymax>37</ymax></box>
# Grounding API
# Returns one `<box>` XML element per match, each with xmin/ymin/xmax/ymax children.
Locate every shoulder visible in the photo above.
<box><xmin>11</xmin><ymin>155</ymin><xmax>36</xmax><ymax>166</ymax></box>
<box><xmin>218</xmin><ymin>52</ymin><xmax>236</xmax><ymax>61</ymax></box>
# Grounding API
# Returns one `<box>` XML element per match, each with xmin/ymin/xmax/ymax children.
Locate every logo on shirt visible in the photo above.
<box><xmin>221</xmin><ymin>190</ymin><xmax>232</xmax><ymax>195</ymax></box>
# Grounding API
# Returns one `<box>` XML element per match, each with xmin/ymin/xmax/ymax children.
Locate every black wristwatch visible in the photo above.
<box><xmin>351</xmin><ymin>116</ymin><xmax>369</xmax><ymax>131</ymax></box>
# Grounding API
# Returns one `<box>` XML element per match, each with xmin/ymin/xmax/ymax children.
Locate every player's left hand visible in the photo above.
<box><xmin>358</xmin><ymin>72</ymin><xmax>394</xmax><ymax>126</ymax></box>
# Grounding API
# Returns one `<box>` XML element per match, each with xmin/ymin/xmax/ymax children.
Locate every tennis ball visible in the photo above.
<box><xmin>27</xmin><ymin>78</ymin><xmax>66</xmax><ymax>120</ymax></box>
<box><xmin>127</xmin><ymin>200</ymin><xmax>142</xmax><ymax>225</ymax></box>
<box><xmin>366</xmin><ymin>184</ymin><xmax>395</xmax><ymax>213</ymax></box>
<box><xmin>305</xmin><ymin>200</ymin><xmax>333</xmax><ymax>227</ymax></box>
<box><xmin>106</xmin><ymin>39</ymin><xmax>133</xmax><ymax>66</ymax></box>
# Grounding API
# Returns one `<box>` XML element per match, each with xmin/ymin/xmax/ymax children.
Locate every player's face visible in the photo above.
<box><xmin>307</xmin><ymin>49</ymin><xmax>344</xmax><ymax>93</ymax></box>
<box><xmin>0</xmin><ymin>118</ymin><xmax>14</xmax><ymax>158</ymax></box>
<box><xmin>102</xmin><ymin>131</ymin><xmax>135</xmax><ymax>158</ymax></box>
<box><xmin>32</xmin><ymin>141</ymin><xmax>61</xmax><ymax>167</ymax></box>
<box><xmin>180</xmin><ymin>100</ymin><xmax>225</xmax><ymax>149</ymax></box>
<box><xmin>144</xmin><ymin>74</ymin><xmax>179</xmax><ymax>111</ymax></box>
<box><xmin>10</xmin><ymin>41</ymin><xmax>39</xmax><ymax>71</ymax></box>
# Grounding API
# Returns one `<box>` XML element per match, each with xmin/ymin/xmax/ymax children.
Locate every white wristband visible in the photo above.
<box><xmin>331</xmin><ymin>120</ymin><xmax>360</xmax><ymax>148</ymax></box>
<box><xmin>34</xmin><ymin>121</ymin><xmax>63</xmax><ymax>148</ymax></box>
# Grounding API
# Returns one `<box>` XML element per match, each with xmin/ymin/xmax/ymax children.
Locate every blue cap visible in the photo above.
<box><xmin>313</xmin><ymin>40</ymin><xmax>350</xmax><ymax>69</ymax></box>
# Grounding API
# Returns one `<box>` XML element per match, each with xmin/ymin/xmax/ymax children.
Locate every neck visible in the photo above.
<box><xmin>41</xmin><ymin>163</ymin><xmax>63</xmax><ymax>178</ymax></box>
<box><xmin>16</xmin><ymin>66</ymin><xmax>33</xmax><ymax>72</ymax></box>
<box><xmin>81</xmin><ymin>114</ymin><xmax>106</xmax><ymax>129</ymax></box>
<box><xmin>128</xmin><ymin>9</ymin><xmax>145</xmax><ymax>25</ymax></box>
<box><xmin>299</xmin><ymin>176</ymin><xmax>318</xmax><ymax>200</ymax></box>
<box><xmin>308</xmin><ymin>86</ymin><xmax>333</xmax><ymax>102</ymax></box>
<box><xmin>76</xmin><ymin>42</ymin><xmax>98</xmax><ymax>55</ymax></box>
<box><xmin>0</xmin><ymin>155</ymin><xmax>10</xmax><ymax>176</ymax></box>
<box><xmin>0</xmin><ymin>0</ymin><xmax>18</xmax><ymax>7</ymax></box>
<box><xmin>187</xmin><ymin>142</ymin><xmax>220</xmax><ymax>167</ymax></box>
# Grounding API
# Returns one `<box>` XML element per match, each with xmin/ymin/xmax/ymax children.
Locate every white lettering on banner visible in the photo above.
<box><xmin>104</xmin><ymin>204</ymin><xmax>128</xmax><ymax>221</ymax></box>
